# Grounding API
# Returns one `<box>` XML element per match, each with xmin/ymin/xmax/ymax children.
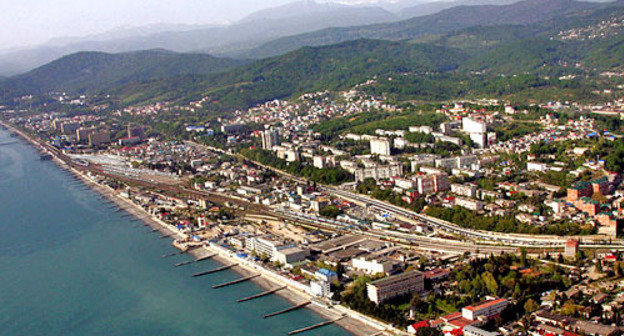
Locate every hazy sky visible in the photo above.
<box><xmin>0</xmin><ymin>0</ymin><xmax>400</xmax><ymax>49</ymax></box>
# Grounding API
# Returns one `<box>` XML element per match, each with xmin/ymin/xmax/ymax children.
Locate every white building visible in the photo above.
<box><xmin>462</xmin><ymin>117</ymin><xmax>487</xmax><ymax>134</ymax></box>
<box><xmin>451</xmin><ymin>183</ymin><xmax>478</xmax><ymax>198</ymax></box>
<box><xmin>370</xmin><ymin>138</ymin><xmax>391</xmax><ymax>156</ymax></box>
<box><xmin>394</xmin><ymin>178</ymin><xmax>416</xmax><ymax>190</ymax></box>
<box><xmin>313</xmin><ymin>155</ymin><xmax>326</xmax><ymax>169</ymax></box>
<box><xmin>462</xmin><ymin>117</ymin><xmax>488</xmax><ymax>148</ymax></box>
<box><xmin>247</xmin><ymin>237</ymin><xmax>283</xmax><ymax>260</ymax></box>
<box><xmin>284</xmin><ymin>149</ymin><xmax>299</xmax><ymax>162</ymax></box>
<box><xmin>352</xmin><ymin>257</ymin><xmax>396</xmax><ymax>275</ymax></box>
<box><xmin>311</xmin><ymin>280</ymin><xmax>332</xmax><ymax>298</ymax></box>
<box><xmin>455</xmin><ymin>197</ymin><xmax>484</xmax><ymax>211</ymax></box>
<box><xmin>394</xmin><ymin>137</ymin><xmax>407</xmax><ymax>149</ymax></box>
<box><xmin>462</xmin><ymin>298</ymin><xmax>509</xmax><ymax>321</ymax></box>
<box><xmin>527</xmin><ymin>162</ymin><xmax>549</xmax><ymax>172</ymax></box>
<box><xmin>354</xmin><ymin>163</ymin><xmax>403</xmax><ymax>182</ymax></box>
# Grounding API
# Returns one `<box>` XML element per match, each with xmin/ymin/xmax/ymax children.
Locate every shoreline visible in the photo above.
<box><xmin>0</xmin><ymin>122</ymin><xmax>396</xmax><ymax>336</ymax></box>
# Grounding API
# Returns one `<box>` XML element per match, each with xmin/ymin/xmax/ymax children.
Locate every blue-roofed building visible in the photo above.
<box><xmin>315</xmin><ymin>268</ymin><xmax>338</xmax><ymax>282</ymax></box>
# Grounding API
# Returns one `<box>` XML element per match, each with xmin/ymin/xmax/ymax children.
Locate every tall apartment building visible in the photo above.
<box><xmin>451</xmin><ymin>183</ymin><xmax>478</xmax><ymax>198</ymax></box>
<box><xmin>76</xmin><ymin>127</ymin><xmax>97</xmax><ymax>143</ymax></box>
<box><xmin>261</xmin><ymin>129</ymin><xmax>280</xmax><ymax>150</ymax></box>
<box><xmin>88</xmin><ymin>130</ymin><xmax>111</xmax><ymax>147</ymax></box>
<box><xmin>127</xmin><ymin>124</ymin><xmax>145</xmax><ymax>140</ymax></box>
<box><xmin>462</xmin><ymin>117</ymin><xmax>488</xmax><ymax>148</ymax></box>
<box><xmin>60</xmin><ymin>122</ymin><xmax>80</xmax><ymax>134</ymax></box>
<box><xmin>221</xmin><ymin>123</ymin><xmax>245</xmax><ymax>134</ymax></box>
<box><xmin>370</xmin><ymin>138</ymin><xmax>391</xmax><ymax>156</ymax></box>
<box><xmin>366</xmin><ymin>271</ymin><xmax>424</xmax><ymax>304</ymax></box>
<box><xmin>564</xmin><ymin>239</ymin><xmax>580</xmax><ymax>259</ymax></box>
<box><xmin>416</xmin><ymin>173</ymin><xmax>449</xmax><ymax>195</ymax></box>
<box><xmin>567</xmin><ymin>178</ymin><xmax>610</xmax><ymax>203</ymax></box>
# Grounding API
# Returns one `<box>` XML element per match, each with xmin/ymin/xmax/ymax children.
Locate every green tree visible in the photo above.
<box><xmin>524</xmin><ymin>299</ymin><xmax>539</xmax><ymax>313</ymax></box>
<box><xmin>415</xmin><ymin>327</ymin><xmax>443</xmax><ymax>336</ymax></box>
<box><xmin>482</xmin><ymin>271</ymin><xmax>499</xmax><ymax>295</ymax></box>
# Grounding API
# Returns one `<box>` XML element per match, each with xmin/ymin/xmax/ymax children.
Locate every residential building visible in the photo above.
<box><xmin>461</xmin><ymin>298</ymin><xmax>509</xmax><ymax>321</ymax></box>
<box><xmin>355</xmin><ymin>163</ymin><xmax>403</xmax><ymax>182</ymax></box>
<box><xmin>247</xmin><ymin>237</ymin><xmax>284</xmax><ymax>260</ymax></box>
<box><xmin>88</xmin><ymin>130</ymin><xmax>110</xmax><ymax>147</ymax></box>
<box><xmin>315</xmin><ymin>268</ymin><xmax>338</xmax><ymax>282</ymax></box>
<box><xmin>568</xmin><ymin>181</ymin><xmax>593</xmax><ymax>202</ymax></box>
<box><xmin>455</xmin><ymin>197</ymin><xmax>484</xmax><ymax>211</ymax></box>
<box><xmin>311</xmin><ymin>280</ymin><xmax>332</xmax><ymax>298</ymax></box>
<box><xmin>416</xmin><ymin>173</ymin><xmax>449</xmax><ymax>195</ymax></box>
<box><xmin>370</xmin><ymin>137</ymin><xmax>391</xmax><ymax>156</ymax></box>
<box><xmin>221</xmin><ymin>123</ymin><xmax>245</xmax><ymax>134</ymax></box>
<box><xmin>565</xmin><ymin>239</ymin><xmax>580</xmax><ymax>259</ymax></box>
<box><xmin>451</xmin><ymin>183</ymin><xmax>478</xmax><ymax>198</ymax></box>
<box><xmin>366</xmin><ymin>271</ymin><xmax>424</xmax><ymax>304</ymax></box>
<box><xmin>76</xmin><ymin>127</ymin><xmax>96</xmax><ymax>143</ymax></box>
<box><xmin>127</xmin><ymin>124</ymin><xmax>145</xmax><ymax>140</ymax></box>
<box><xmin>261</xmin><ymin>129</ymin><xmax>280</xmax><ymax>150</ymax></box>
<box><xmin>60</xmin><ymin>122</ymin><xmax>80</xmax><ymax>134</ymax></box>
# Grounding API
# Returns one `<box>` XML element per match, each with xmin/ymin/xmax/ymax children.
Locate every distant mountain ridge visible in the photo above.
<box><xmin>239</xmin><ymin>0</ymin><xmax>395</xmax><ymax>22</ymax></box>
<box><xmin>396</xmin><ymin>0</ymin><xmax>519</xmax><ymax>19</ymax></box>
<box><xmin>1</xmin><ymin>50</ymin><xmax>247</xmax><ymax>95</ymax></box>
<box><xmin>0</xmin><ymin>1</ymin><xmax>400</xmax><ymax>76</ymax></box>
<box><xmin>239</xmin><ymin>0</ymin><xmax>605</xmax><ymax>59</ymax></box>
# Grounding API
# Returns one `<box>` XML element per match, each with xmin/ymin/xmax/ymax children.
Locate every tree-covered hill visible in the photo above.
<box><xmin>0</xmin><ymin>49</ymin><xmax>247</xmax><ymax>96</ymax></box>
<box><xmin>108</xmin><ymin>39</ymin><xmax>468</xmax><ymax>109</ymax></box>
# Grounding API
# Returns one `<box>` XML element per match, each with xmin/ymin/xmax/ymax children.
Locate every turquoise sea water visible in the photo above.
<box><xmin>0</xmin><ymin>129</ymin><xmax>352</xmax><ymax>336</ymax></box>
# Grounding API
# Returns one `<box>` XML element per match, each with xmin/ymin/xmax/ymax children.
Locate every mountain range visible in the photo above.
<box><xmin>240</xmin><ymin>0</ymin><xmax>609</xmax><ymax>59</ymax></box>
<box><xmin>0</xmin><ymin>0</ymin><xmax>528</xmax><ymax>76</ymax></box>
<box><xmin>2</xmin><ymin>0</ymin><xmax>624</xmax><ymax>109</ymax></box>
<box><xmin>2</xmin><ymin>50</ymin><xmax>246</xmax><ymax>95</ymax></box>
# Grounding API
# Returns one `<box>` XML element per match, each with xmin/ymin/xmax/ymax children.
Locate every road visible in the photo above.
<box><xmin>194</xmin><ymin>142</ymin><xmax>624</xmax><ymax>249</ymax></box>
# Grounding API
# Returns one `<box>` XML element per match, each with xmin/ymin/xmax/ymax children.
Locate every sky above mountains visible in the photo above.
<box><xmin>0</xmin><ymin>0</ymin><xmax>419</xmax><ymax>50</ymax></box>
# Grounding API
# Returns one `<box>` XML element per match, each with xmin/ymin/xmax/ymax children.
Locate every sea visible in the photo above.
<box><xmin>0</xmin><ymin>128</ymin><xmax>352</xmax><ymax>336</ymax></box>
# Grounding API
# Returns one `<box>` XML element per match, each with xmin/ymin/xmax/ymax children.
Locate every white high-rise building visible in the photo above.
<box><xmin>370</xmin><ymin>138</ymin><xmax>391</xmax><ymax>156</ymax></box>
<box><xmin>261</xmin><ymin>129</ymin><xmax>280</xmax><ymax>150</ymax></box>
<box><xmin>462</xmin><ymin>117</ymin><xmax>488</xmax><ymax>148</ymax></box>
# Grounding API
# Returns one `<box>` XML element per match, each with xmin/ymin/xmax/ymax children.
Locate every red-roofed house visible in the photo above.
<box><xmin>408</xmin><ymin>321</ymin><xmax>430</xmax><ymax>334</ymax></box>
